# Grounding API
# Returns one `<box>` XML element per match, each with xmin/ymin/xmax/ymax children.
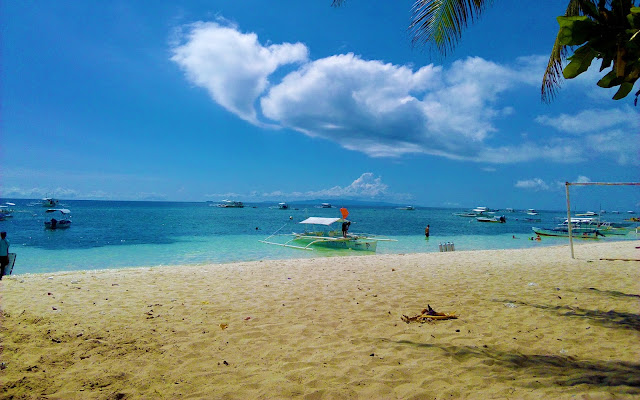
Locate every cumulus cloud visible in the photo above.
<box><xmin>170</xmin><ymin>21</ymin><xmax>636</xmax><ymax>164</ymax></box>
<box><xmin>515</xmin><ymin>178</ymin><xmax>550</xmax><ymax>191</ymax></box>
<box><xmin>171</xmin><ymin>20</ymin><xmax>308</xmax><ymax>125</ymax></box>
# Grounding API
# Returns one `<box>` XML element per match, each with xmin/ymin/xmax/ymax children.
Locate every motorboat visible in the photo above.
<box><xmin>472</xmin><ymin>206</ymin><xmax>497</xmax><ymax>215</ymax></box>
<box><xmin>0</xmin><ymin>204</ymin><xmax>14</xmax><ymax>219</ymax></box>
<box><xmin>477</xmin><ymin>215</ymin><xmax>506</xmax><ymax>223</ymax></box>
<box><xmin>575</xmin><ymin>211</ymin><xmax>598</xmax><ymax>217</ymax></box>
<box><xmin>216</xmin><ymin>200</ymin><xmax>244</xmax><ymax>208</ymax></box>
<box><xmin>526</xmin><ymin>209</ymin><xmax>538</xmax><ymax>215</ymax></box>
<box><xmin>453</xmin><ymin>212</ymin><xmax>478</xmax><ymax>217</ymax></box>
<box><xmin>42</xmin><ymin>197</ymin><xmax>59</xmax><ymax>207</ymax></box>
<box><xmin>396</xmin><ymin>206</ymin><xmax>415</xmax><ymax>210</ymax></box>
<box><xmin>278</xmin><ymin>202</ymin><xmax>289</xmax><ymax>210</ymax></box>
<box><xmin>44</xmin><ymin>209</ymin><xmax>72</xmax><ymax>229</ymax></box>
<box><xmin>320</xmin><ymin>203</ymin><xmax>332</xmax><ymax>208</ymax></box>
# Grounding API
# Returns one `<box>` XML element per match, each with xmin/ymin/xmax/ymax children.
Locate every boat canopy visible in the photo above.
<box><xmin>299</xmin><ymin>217</ymin><xmax>345</xmax><ymax>226</ymax></box>
<box><xmin>46</xmin><ymin>208</ymin><xmax>71</xmax><ymax>214</ymax></box>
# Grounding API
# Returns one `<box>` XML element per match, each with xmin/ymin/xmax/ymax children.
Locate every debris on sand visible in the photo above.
<box><xmin>401</xmin><ymin>304</ymin><xmax>457</xmax><ymax>323</ymax></box>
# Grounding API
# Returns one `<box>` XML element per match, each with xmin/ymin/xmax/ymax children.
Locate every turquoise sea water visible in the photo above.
<box><xmin>1</xmin><ymin>199</ymin><xmax>638</xmax><ymax>274</ymax></box>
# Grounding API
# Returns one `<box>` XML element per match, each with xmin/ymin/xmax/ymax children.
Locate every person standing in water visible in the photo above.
<box><xmin>342</xmin><ymin>221</ymin><xmax>351</xmax><ymax>237</ymax></box>
<box><xmin>0</xmin><ymin>232</ymin><xmax>9</xmax><ymax>280</ymax></box>
<box><xmin>425</xmin><ymin>225</ymin><xmax>430</xmax><ymax>238</ymax></box>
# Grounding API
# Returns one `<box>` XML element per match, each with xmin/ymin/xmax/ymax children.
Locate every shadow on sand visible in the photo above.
<box><xmin>583</xmin><ymin>287</ymin><xmax>640</xmax><ymax>299</ymax></box>
<box><xmin>392</xmin><ymin>340</ymin><xmax>640</xmax><ymax>392</ymax></box>
<box><xmin>493</xmin><ymin>299</ymin><xmax>640</xmax><ymax>331</ymax></box>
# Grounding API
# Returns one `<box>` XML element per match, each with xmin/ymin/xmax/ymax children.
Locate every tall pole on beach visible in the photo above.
<box><xmin>565</xmin><ymin>182</ymin><xmax>574</xmax><ymax>259</ymax></box>
<box><xmin>565</xmin><ymin>182</ymin><xmax>640</xmax><ymax>259</ymax></box>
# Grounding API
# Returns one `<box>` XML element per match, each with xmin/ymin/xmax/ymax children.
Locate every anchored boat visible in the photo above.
<box><xmin>260</xmin><ymin>209</ymin><xmax>394</xmax><ymax>251</ymax></box>
<box><xmin>531</xmin><ymin>226</ymin><xmax>602</xmax><ymax>238</ymax></box>
<box><xmin>44</xmin><ymin>208</ymin><xmax>72</xmax><ymax>229</ymax></box>
<box><xmin>216</xmin><ymin>200</ymin><xmax>244</xmax><ymax>208</ymax></box>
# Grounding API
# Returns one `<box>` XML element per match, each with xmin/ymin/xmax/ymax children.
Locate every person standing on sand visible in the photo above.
<box><xmin>425</xmin><ymin>225</ymin><xmax>430</xmax><ymax>238</ymax></box>
<box><xmin>0</xmin><ymin>232</ymin><xmax>9</xmax><ymax>280</ymax></box>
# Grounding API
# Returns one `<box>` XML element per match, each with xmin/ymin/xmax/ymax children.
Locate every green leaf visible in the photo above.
<box><xmin>613</xmin><ymin>82</ymin><xmax>634</xmax><ymax>100</ymax></box>
<box><xmin>597</xmin><ymin>70</ymin><xmax>619</xmax><ymax>88</ymax></box>
<box><xmin>564</xmin><ymin>45</ymin><xmax>598</xmax><ymax>79</ymax></box>
<box><xmin>599</xmin><ymin>55</ymin><xmax>613</xmax><ymax>72</ymax></box>
<box><xmin>556</xmin><ymin>16</ymin><xmax>596</xmax><ymax>46</ymax></box>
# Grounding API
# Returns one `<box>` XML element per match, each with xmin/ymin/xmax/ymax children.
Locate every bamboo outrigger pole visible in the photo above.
<box><xmin>565</xmin><ymin>182</ymin><xmax>640</xmax><ymax>259</ymax></box>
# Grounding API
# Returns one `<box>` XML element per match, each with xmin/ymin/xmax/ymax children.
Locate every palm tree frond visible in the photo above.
<box><xmin>410</xmin><ymin>0</ymin><xmax>493</xmax><ymax>56</ymax></box>
<box><xmin>541</xmin><ymin>0</ymin><xmax>596</xmax><ymax>102</ymax></box>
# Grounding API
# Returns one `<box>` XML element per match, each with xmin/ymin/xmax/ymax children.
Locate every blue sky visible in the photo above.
<box><xmin>2</xmin><ymin>0</ymin><xmax>638</xmax><ymax>210</ymax></box>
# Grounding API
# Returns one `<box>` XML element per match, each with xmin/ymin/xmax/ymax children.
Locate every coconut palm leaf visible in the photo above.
<box><xmin>409</xmin><ymin>0</ymin><xmax>493</xmax><ymax>56</ymax></box>
<box><xmin>542</xmin><ymin>0</ymin><xmax>601</xmax><ymax>102</ymax></box>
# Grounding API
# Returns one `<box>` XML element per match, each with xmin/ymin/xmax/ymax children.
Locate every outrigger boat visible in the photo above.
<box><xmin>260</xmin><ymin>209</ymin><xmax>394</xmax><ymax>251</ymax></box>
<box><xmin>532</xmin><ymin>226</ymin><xmax>602</xmax><ymax>238</ymax></box>
<box><xmin>560</xmin><ymin>218</ymin><xmax>630</xmax><ymax>236</ymax></box>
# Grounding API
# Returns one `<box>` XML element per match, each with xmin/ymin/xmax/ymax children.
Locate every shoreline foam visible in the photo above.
<box><xmin>1</xmin><ymin>241</ymin><xmax>639</xmax><ymax>399</ymax></box>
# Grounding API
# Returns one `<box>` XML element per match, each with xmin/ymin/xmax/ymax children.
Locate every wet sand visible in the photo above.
<box><xmin>1</xmin><ymin>241</ymin><xmax>639</xmax><ymax>399</ymax></box>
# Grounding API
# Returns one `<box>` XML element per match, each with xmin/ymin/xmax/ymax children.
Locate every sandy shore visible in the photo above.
<box><xmin>1</xmin><ymin>241</ymin><xmax>639</xmax><ymax>399</ymax></box>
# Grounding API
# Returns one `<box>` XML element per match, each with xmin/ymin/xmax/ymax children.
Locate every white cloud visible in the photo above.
<box><xmin>204</xmin><ymin>173</ymin><xmax>408</xmax><ymax>202</ymax></box>
<box><xmin>171</xmin><ymin>20</ymin><xmax>308</xmax><ymax>125</ymax></box>
<box><xmin>575</xmin><ymin>176</ymin><xmax>591</xmax><ymax>184</ymax></box>
<box><xmin>261</xmin><ymin>54</ymin><xmax>534</xmax><ymax>159</ymax></box>
<box><xmin>170</xmin><ymin>21</ymin><xmax>637</xmax><ymax>165</ymax></box>
<box><xmin>535</xmin><ymin>107</ymin><xmax>638</xmax><ymax>135</ymax></box>
<box><xmin>1</xmin><ymin>186</ymin><xmax>167</xmax><ymax>201</ymax></box>
<box><xmin>515</xmin><ymin>178</ymin><xmax>550</xmax><ymax>191</ymax></box>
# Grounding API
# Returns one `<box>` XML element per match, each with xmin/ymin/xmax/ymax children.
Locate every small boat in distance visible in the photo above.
<box><xmin>527</xmin><ymin>209</ymin><xmax>538</xmax><ymax>215</ymax></box>
<box><xmin>44</xmin><ymin>208</ymin><xmax>72</xmax><ymax>229</ymax></box>
<box><xmin>278</xmin><ymin>202</ymin><xmax>289</xmax><ymax>210</ymax></box>
<box><xmin>453</xmin><ymin>212</ymin><xmax>478</xmax><ymax>217</ymax></box>
<box><xmin>477</xmin><ymin>216</ymin><xmax>506</xmax><ymax>223</ymax></box>
<box><xmin>216</xmin><ymin>200</ymin><xmax>244</xmax><ymax>208</ymax></box>
<box><xmin>396</xmin><ymin>206</ymin><xmax>415</xmax><ymax>210</ymax></box>
<box><xmin>575</xmin><ymin>211</ymin><xmax>598</xmax><ymax>217</ymax></box>
<box><xmin>320</xmin><ymin>203</ymin><xmax>332</xmax><ymax>208</ymax></box>
<box><xmin>42</xmin><ymin>197</ymin><xmax>59</xmax><ymax>207</ymax></box>
<box><xmin>0</xmin><ymin>204</ymin><xmax>15</xmax><ymax>219</ymax></box>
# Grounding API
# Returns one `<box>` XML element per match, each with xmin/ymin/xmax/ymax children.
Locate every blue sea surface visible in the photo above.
<box><xmin>1</xmin><ymin>200</ymin><xmax>637</xmax><ymax>274</ymax></box>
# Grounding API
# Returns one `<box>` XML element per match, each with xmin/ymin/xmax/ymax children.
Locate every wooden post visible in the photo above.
<box><xmin>565</xmin><ymin>182</ymin><xmax>574</xmax><ymax>259</ymax></box>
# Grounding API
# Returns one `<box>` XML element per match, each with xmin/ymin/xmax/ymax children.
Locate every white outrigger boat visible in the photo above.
<box><xmin>260</xmin><ymin>210</ymin><xmax>394</xmax><ymax>251</ymax></box>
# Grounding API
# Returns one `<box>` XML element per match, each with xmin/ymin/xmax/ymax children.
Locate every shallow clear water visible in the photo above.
<box><xmin>1</xmin><ymin>199</ymin><xmax>637</xmax><ymax>274</ymax></box>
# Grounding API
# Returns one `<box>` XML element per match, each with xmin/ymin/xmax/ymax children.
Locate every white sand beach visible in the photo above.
<box><xmin>1</xmin><ymin>241</ymin><xmax>639</xmax><ymax>399</ymax></box>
